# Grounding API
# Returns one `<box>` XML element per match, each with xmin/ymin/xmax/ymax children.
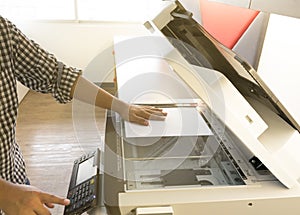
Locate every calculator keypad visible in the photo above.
<box><xmin>64</xmin><ymin>177</ymin><xmax>97</xmax><ymax>215</ymax></box>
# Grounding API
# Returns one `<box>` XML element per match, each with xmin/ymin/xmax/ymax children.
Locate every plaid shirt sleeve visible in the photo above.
<box><xmin>8</xmin><ymin>19</ymin><xmax>82</xmax><ymax>103</ymax></box>
<box><xmin>0</xmin><ymin>16</ymin><xmax>83</xmax><ymax>214</ymax></box>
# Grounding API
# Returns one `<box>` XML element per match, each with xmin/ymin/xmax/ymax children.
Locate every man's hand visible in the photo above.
<box><xmin>71</xmin><ymin>76</ymin><xmax>168</xmax><ymax>126</ymax></box>
<box><xmin>0</xmin><ymin>180</ymin><xmax>70</xmax><ymax>215</ymax></box>
<box><xmin>127</xmin><ymin>105</ymin><xmax>167</xmax><ymax>126</ymax></box>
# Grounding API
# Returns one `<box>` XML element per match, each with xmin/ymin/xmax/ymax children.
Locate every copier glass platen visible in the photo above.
<box><xmin>103</xmin><ymin>1</ymin><xmax>300</xmax><ymax>215</ymax></box>
<box><xmin>106</xmin><ymin>104</ymin><xmax>274</xmax><ymax>189</ymax></box>
<box><xmin>104</xmin><ymin>105</ymin><xmax>276</xmax><ymax>215</ymax></box>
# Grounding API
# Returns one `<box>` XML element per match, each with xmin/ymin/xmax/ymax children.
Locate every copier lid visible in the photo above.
<box><xmin>157</xmin><ymin>0</ymin><xmax>299</xmax><ymax>133</ymax></box>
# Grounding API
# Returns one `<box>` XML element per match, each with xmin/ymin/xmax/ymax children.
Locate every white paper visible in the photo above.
<box><xmin>124</xmin><ymin>107</ymin><xmax>212</xmax><ymax>138</ymax></box>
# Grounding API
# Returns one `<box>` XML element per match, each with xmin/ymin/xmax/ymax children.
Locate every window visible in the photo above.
<box><xmin>0</xmin><ymin>0</ymin><xmax>75</xmax><ymax>21</ymax></box>
<box><xmin>0</xmin><ymin>0</ymin><xmax>161</xmax><ymax>22</ymax></box>
<box><xmin>77</xmin><ymin>0</ymin><xmax>164</xmax><ymax>22</ymax></box>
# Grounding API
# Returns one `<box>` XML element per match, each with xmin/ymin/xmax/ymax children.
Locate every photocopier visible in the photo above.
<box><xmin>65</xmin><ymin>1</ymin><xmax>300</xmax><ymax>214</ymax></box>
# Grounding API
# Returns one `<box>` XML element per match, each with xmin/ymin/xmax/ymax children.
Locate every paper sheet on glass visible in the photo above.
<box><xmin>124</xmin><ymin>107</ymin><xmax>212</xmax><ymax>138</ymax></box>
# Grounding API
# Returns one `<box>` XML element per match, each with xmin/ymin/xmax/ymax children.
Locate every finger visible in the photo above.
<box><xmin>40</xmin><ymin>193</ymin><xmax>70</xmax><ymax>206</ymax></box>
<box><xmin>45</xmin><ymin>202</ymin><xmax>55</xmax><ymax>208</ymax></box>
<box><xmin>131</xmin><ymin>115</ymin><xmax>149</xmax><ymax>126</ymax></box>
<box><xmin>130</xmin><ymin>113</ymin><xmax>165</xmax><ymax>125</ymax></box>
<box><xmin>143</xmin><ymin>106</ymin><xmax>165</xmax><ymax>112</ymax></box>
<box><xmin>147</xmin><ymin>109</ymin><xmax>168</xmax><ymax>117</ymax></box>
<box><xmin>143</xmin><ymin>106</ymin><xmax>167</xmax><ymax>115</ymax></box>
<box><xmin>142</xmin><ymin>110</ymin><xmax>167</xmax><ymax>120</ymax></box>
<box><xmin>33</xmin><ymin>205</ymin><xmax>51</xmax><ymax>215</ymax></box>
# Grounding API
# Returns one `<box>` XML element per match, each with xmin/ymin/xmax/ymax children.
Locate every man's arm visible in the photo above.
<box><xmin>2</xmin><ymin>16</ymin><xmax>166</xmax><ymax>125</ymax></box>
<box><xmin>0</xmin><ymin>178</ymin><xmax>70</xmax><ymax>215</ymax></box>
<box><xmin>70</xmin><ymin>75</ymin><xmax>167</xmax><ymax>126</ymax></box>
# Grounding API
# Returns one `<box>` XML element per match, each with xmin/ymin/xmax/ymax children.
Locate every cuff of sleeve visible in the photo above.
<box><xmin>54</xmin><ymin>64</ymin><xmax>82</xmax><ymax>103</ymax></box>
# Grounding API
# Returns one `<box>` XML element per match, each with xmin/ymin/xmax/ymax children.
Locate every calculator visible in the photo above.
<box><xmin>64</xmin><ymin>149</ymin><xmax>102</xmax><ymax>215</ymax></box>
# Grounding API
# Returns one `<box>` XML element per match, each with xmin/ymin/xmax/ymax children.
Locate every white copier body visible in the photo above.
<box><xmin>87</xmin><ymin>1</ymin><xmax>300</xmax><ymax>215</ymax></box>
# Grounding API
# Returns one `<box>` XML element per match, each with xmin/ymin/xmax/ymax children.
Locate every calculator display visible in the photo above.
<box><xmin>76</xmin><ymin>157</ymin><xmax>97</xmax><ymax>186</ymax></box>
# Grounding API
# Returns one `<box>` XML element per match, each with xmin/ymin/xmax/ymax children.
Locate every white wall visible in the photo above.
<box><xmin>257</xmin><ymin>14</ymin><xmax>300</xmax><ymax>124</ymax></box>
<box><xmin>15</xmin><ymin>20</ymin><xmax>149</xmax><ymax>102</ymax></box>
